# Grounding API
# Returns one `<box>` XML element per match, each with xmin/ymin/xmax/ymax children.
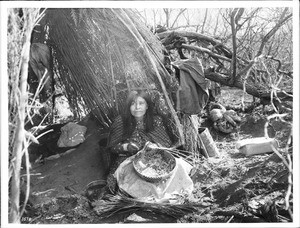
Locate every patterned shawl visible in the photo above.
<box><xmin>107</xmin><ymin>115</ymin><xmax>172</xmax><ymax>149</ymax></box>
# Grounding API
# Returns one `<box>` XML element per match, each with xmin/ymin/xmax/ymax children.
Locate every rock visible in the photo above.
<box><xmin>57</xmin><ymin>122</ymin><xmax>87</xmax><ymax>148</ymax></box>
<box><xmin>125</xmin><ymin>213</ymin><xmax>151</xmax><ymax>222</ymax></box>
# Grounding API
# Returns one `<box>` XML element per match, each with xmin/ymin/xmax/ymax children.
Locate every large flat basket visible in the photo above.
<box><xmin>132</xmin><ymin>148</ymin><xmax>176</xmax><ymax>183</ymax></box>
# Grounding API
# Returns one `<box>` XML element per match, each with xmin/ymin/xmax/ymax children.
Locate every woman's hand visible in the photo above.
<box><xmin>123</xmin><ymin>142</ymin><xmax>140</xmax><ymax>155</ymax></box>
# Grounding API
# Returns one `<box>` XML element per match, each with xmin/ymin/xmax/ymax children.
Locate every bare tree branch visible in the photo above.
<box><xmin>201</xmin><ymin>9</ymin><xmax>208</xmax><ymax>34</ymax></box>
<box><xmin>156</xmin><ymin>8</ymin><xmax>292</xmax><ymax>103</ymax></box>
<box><xmin>237</xmin><ymin>9</ymin><xmax>292</xmax><ymax>80</ymax></box>
<box><xmin>229</xmin><ymin>8</ymin><xmax>239</xmax><ymax>84</ymax></box>
<box><xmin>265</xmin><ymin>55</ymin><xmax>293</xmax><ymax>78</ymax></box>
<box><xmin>257</xmin><ymin>8</ymin><xmax>291</xmax><ymax>56</ymax></box>
<box><xmin>163</xmin><ymin>8</ymin><xmax>170</xmax><ymax>28</ymax></box>
<box><xmin>170</xmin><ymin>9</ymin><xmax>187</xmax><ymax>29</ymax></box>
<box><xmin>158</xmin><ymin>30</ymin><xmax>232</xmax><ymax>58</ymax></box>
<box><xmin>205</xmin><ymin>71</ymin><xmax>292</xmax><ymax>101</ymax></box>
<box><xmin>182</xmin><ymin>43</ymin><xmax>231</xmax><ymax>62</ymax></box>
<box><xmin>213</xmin><ymin>10</ymin><xmax>220</xmax><ymax>36</ymax></box>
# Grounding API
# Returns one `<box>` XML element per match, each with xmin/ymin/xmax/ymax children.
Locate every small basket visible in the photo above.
<box><xmin>132</xmin><ymin>148</ymin><xmax>176</xmax><ymax>183</ymax></box>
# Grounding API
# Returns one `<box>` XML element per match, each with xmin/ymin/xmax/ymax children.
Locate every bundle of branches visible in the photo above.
<box><xmin>8</xmin><ymin>8</ymin><xmax>45</xmax><ymax>223</ymax></box>
<box><xmin>180</xmin><ymin>115</ymin><xmax>203</xmax><ymax>161</ymax></box>
<box><xmin>34</xmin><ymin>8</ymin><xmax>179</xmax><ymax>130</ymax></box>
<box><xmin>92</xmin><ymin>189</ymin><xmax>202</xmax><ymax>220</ymax></box>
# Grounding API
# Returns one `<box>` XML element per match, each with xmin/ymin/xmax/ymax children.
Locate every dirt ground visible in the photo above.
<box><xmin>20</xmin><ymin>87</ymin><xmax>293</xmax><ymax>224</ymax></box>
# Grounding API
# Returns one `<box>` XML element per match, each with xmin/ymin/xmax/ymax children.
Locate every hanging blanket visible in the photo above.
<box><xmin>173</xmin><ymin>58</ymin><xmax>209</xmax><ymax>115</ymax></box>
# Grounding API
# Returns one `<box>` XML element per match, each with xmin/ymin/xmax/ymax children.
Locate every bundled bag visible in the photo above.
<box><xmin>208</xmin><ymin>102</ymin><xmax>241</xmax><ymax>134</ymax></box>
<box><xmin>57</xmin><ymin>122</ymin><xmax>87</xmax><ymax>147</ymax></box>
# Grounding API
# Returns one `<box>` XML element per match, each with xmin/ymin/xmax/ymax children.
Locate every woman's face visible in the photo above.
<box><xmin>130</xmin><ymin>96</ymin><xmax>148</xmax><ymax>119</ymax></box>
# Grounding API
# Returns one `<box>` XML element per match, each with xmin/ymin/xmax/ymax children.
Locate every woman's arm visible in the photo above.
<box><xmin>107</xmin><ymin>116</ymin><xmax>124</xmax><ymax>153</ymax></box>
<box><xmin>147</xmin><ymin>115</ymin><xmax>173</xmax><ymax>148</ymax></box>
<box><xmin>107</xmin><ymin>116</ymin><xmax>140</xmax><ymax>155</ymax></box>
<box><xmin>110</xmin><ymin>142</ymin><xmax>139</xmax><ymax>155</ymax></box>
<box><xmin>110</xmin><ymin>142</ymin><xmax>125</xmax><ymax>154</ymax></box>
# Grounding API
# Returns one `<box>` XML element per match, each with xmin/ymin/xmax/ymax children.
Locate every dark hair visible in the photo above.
<box><xmin>122</xmin><ymin>90</ymin><xmax>154</xmax><ymax>138</ymax></box>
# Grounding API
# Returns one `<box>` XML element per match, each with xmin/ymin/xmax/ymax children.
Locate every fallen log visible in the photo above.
<box><xmin>157</xmin><ymin>30</ymin><xmax>232</xmax><ymax>59</ymax></box>
<box><xmin>204</xmin><ymin>71</ymin><xmax>293</xmax><ymax>101</ymax></box>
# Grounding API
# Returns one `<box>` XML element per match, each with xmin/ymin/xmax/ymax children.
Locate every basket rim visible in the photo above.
<box><xmin>132</xmin><ymin>148</ymin><xmax>176</xmax><ymax>182</ymax></box>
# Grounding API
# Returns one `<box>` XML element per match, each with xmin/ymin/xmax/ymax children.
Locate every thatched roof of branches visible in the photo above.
<box><xmin>34</xmin><ymin>8</ymin><xmax>178</xmax><ymax>129</ymax></box>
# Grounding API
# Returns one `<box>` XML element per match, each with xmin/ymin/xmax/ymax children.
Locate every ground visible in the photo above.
<box><xmin>20</xmin><ymin>86</ymin><xmax>293</xmax><ymax>224</ymax></box>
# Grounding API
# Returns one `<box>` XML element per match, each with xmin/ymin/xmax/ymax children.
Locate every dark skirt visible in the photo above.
<box><xmin>105</xmin><ymin>151</ymin><xmax>128</xmax><ymax>193</ymax></box>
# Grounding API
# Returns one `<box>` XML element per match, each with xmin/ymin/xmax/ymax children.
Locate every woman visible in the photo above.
<box><xmin>105</xmin><ymin>90</ymin><xmax>176</xmax><ymax>192</ymax></box>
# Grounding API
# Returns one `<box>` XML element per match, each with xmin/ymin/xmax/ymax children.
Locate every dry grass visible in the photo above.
<box><xmin>8</xmin><ymin>8</ymin><xmax>46</xmax><ymax>223</ymax></box>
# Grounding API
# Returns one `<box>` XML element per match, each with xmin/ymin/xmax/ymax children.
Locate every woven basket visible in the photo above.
<box><xmin>132</xmin><ymin>149</ymin><xmax>176</xmax><ymax>183</ymax></box>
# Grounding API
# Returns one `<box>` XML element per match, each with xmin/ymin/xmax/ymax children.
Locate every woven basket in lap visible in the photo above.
<box><xmin>132</xmin><ymin>148</ymin><xmax>176</xmax><ymax>183</ymax></box>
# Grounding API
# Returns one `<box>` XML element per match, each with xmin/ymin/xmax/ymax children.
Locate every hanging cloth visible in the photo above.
<box><xmin>173</xmin><ymin>58</ymin><xmax>209</xmax><ymax>115</ymax></box>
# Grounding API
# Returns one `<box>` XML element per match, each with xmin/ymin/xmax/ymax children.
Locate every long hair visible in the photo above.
<box><xmin>122</xmin><ymin>90</ymin><xmax>154</xmax><ymax>138</ymax></box>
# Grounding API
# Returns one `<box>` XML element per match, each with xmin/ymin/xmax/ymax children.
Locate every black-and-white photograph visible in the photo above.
<box><xmin>1</xmin><ymin>1</ymin><xmax>299</xmax><ymax>227</ymax></box>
